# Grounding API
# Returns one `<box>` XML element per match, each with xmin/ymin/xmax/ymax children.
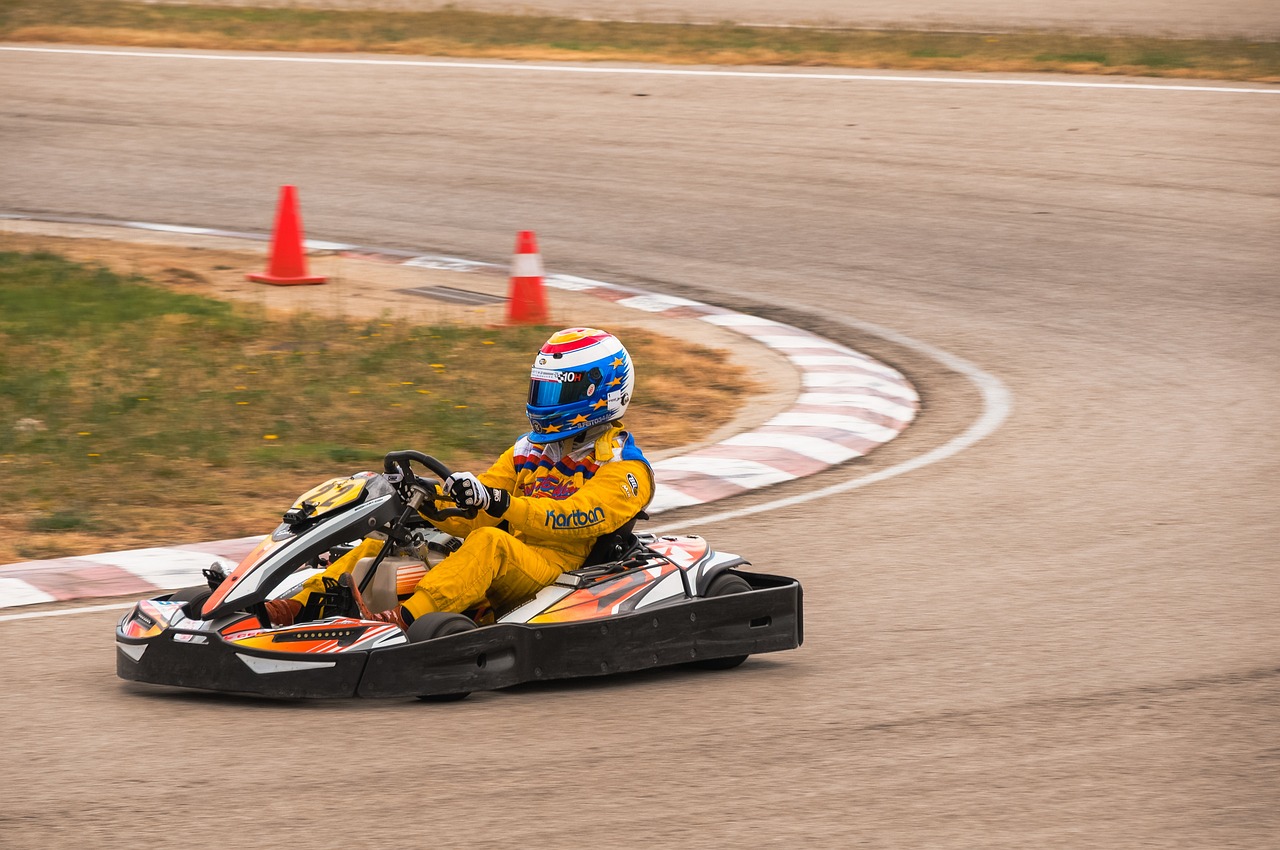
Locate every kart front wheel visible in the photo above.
<box><xmin>167</xmin><ymin>585</ymin><xmax>207</xmax><ymax>603</ymax></box>
<box><xmin>409</xmin><ymin>613</ymin><xmax>479</xmax><ymax>702</ymax></box>
<box><xmin>167</xmin><ymin>584</ymin><xmax>212</xmax><ymax>618</ymax></box>
<box><xmin>693</xmin><ymin>572</ymin><xmax>752</xmax><ymax>670</ymax></box>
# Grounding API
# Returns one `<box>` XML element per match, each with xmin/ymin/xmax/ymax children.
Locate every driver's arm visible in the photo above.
<box><xmin>425</xmin><ymin>448</ymin><xmax>519</xmax><ymax>536</ymax></box>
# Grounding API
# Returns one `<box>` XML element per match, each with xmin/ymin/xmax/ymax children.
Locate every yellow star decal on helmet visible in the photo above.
<box><xmin>609</xmin><ymin>377</ymin><xmax>622</xmax><ymax>387</ymax></box>
<box><xmin>543</xmin><ymin>424</ymin><xmax>561</xmax><ymax>433</ymax></box>
<box><xmin>592</xmin><ymin>399</ymin><xmax>608</xmax><ymax>410</ymax></box>
<box><xmin>610</xmin><ymin>357</ymin><xmax>625</xmax><ymax>368</ymax></box>
<box><xmin>569</xmin><ymin>414</ymin><xmax>589</xmax><ymax>425</ymax></box>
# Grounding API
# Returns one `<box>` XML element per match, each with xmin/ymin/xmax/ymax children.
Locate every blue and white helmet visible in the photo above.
<box><xmin>526</xmin><ymin>328</ymin><xmax>634</xmax><ymax>444</ymax></box>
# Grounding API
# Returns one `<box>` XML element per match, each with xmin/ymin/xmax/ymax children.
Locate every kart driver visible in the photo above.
<box><xmin>264</xmin><ymin>327</ymin><xmax>655</xmax><ymax>629</ymax></box>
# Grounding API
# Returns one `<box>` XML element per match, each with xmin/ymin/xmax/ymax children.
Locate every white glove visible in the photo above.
<box><xmin>445</xmin><ymin>472</ymin><xmax>510</xmax><ymax>517</ymax></box>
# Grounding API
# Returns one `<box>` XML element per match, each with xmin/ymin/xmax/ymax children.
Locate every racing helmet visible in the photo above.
<box><xmin>527</xmin><ymin>328</ymin><xmax>634</xmax><ymax>444</ymax></box>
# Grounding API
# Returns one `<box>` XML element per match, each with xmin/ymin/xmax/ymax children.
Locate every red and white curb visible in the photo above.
<box><xmin>539</xmin><ymin>279</ymin><xmax>918</xmax><ymax>511</ymax></box>
<box><xmin>0</xmin><ymin>217</ymin><xmax>916</xmax><ymax>609</ymax></box>
<box><xmin>0</xmin><ymin>538</ymin><xmax>262</xmax><ymax>609</ymax></box>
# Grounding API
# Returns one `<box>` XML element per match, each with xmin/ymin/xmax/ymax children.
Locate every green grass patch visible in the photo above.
<box><xmin>0</xmin><ymin>251</ymin><xmax>543</xmax><ymax>501</ymax></box>
<box><xmin>29</xmin><ymin>509</ymin><xmax>96</xmax><ymax>533</ymax></box>
<box><xmin>0</xmin><ymin>1</ymin><xmax>1276</xmax><ymax>81</ymax></box>
<box><xmin>1134</xmin><ymin>52</ymin><xmax>1191</xmax><ymax>69</ymax></box>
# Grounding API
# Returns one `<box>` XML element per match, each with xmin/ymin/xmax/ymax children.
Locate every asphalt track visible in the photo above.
<box><xmin>1</xmin><ymin>43</ymin><xmax>1278</xmax><ymax>849</ymax></box>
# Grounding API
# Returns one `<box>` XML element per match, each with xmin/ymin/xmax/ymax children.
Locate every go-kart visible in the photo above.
<box><xmin>116</xmin><ymin>451</ymin><xmax>803</xmax><ymax>699</ymax></box>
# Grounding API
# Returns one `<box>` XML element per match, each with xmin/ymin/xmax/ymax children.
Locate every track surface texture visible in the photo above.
<box><xmin>2</xmin><ymin>31</ymin><xmax>1278</xmax><ymax>850</ymax></box>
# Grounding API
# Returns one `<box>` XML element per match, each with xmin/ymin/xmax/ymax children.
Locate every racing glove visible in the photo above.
<box><xmin>445</xmin><ymin>471</ymin><xmax>511</xmax><ymax>518</ymax></box>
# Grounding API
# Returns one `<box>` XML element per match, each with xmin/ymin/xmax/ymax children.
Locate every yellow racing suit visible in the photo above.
<box><xmin>299</xmin><ymin>423</ymin><xmax>653</xmax><ymax>620</ymax></box>
<box><xmin>410</xmin><ymin>423</ymin><xmax>653</xmax><ymax>618</ymax></box>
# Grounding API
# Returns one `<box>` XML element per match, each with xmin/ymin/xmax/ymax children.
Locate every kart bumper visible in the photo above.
<box><xmin>116</xmin><ymin>628</ymin><xmax>370</xmax><ymax>699</ymax></box>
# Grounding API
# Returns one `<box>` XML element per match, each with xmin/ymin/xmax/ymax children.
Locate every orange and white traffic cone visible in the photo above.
<box><xmin>247</xmin><ymin>185</ymin><xmax>327</xmax><ymax>286</ymax></box>
<box><xmin>506</xmin><ymin>230</ymin><xmax>548</xmax><ymax>325</ymax></box>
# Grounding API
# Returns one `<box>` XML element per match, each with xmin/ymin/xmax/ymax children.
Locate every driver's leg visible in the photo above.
<box><xmin>264</xmin><ymin>534</ymin><xmax>388</xmax><ymax>626</ymax></box>
<box><xmin>401</xmin><ymin>526</ymin><xmax>573</xmax><ymax>620</ymax></box>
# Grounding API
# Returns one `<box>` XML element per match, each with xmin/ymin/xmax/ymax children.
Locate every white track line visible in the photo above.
<box><xmin>650</xmin><ymin>309</ymin><xmax>1012</xmax><ymax>534</ymax></box>
<box><xmin>2</xmin><ymin>46</ymin><xmax>1276</xmax><ymax>95</ymax></box>
<box><xmin>0</xmin><ymin>602</ymin><xmax>133</xmax><ymax>623</ymax></box>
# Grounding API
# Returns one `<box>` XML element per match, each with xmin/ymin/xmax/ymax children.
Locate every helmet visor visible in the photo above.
<box><xmin>528</xmin><ymin>367</ymin><xmax>601</xmax><ymax>407</ymax></box>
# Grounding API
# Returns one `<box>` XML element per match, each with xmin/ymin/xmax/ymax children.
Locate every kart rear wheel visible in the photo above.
<box><xmin>693</xmin><ymin>572</ymin><xmax>752</xmax><ymax>670</ymax></box>
<box><xmin>409</xmin><ymin>613</ymin><xmax>479</xmax><ymax>702</ymax></box>
<box><xmin>407</xmin><ymin>612</ymin><xmax>478</xmax><ymax>642</ymax></box>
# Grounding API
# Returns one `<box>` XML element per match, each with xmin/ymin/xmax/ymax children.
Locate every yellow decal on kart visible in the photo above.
<box><xmin>291</xmin><ymin>476</ymin><xmax>367</xmax><ymax>517</ymax></box>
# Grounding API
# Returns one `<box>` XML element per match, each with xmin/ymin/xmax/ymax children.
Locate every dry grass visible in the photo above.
<box><xmin>0</xmin><ymin>1</ymin><xmax>1276</xmax><ymax>81</ymax></box>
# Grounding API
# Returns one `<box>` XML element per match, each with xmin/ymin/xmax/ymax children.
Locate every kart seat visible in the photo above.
<box><xmin>582</xmin><ymin>511</ymin><xmax>649</xmax><ymax>568</ymax></box>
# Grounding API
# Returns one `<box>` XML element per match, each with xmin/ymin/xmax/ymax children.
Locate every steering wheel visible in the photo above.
<box><xmin>382</xmin><ymin>450</ymin><xmax>478</xmax><ymax>520</ymax></box>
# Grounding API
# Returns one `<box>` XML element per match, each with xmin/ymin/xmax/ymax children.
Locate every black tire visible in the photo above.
<box><xmin>407</xmin><ymin>612</ymin><xmax>478</xmax><ymax>642</ymax></box>
<box><xmin>167</xmin><ymin>585</ymin><xmax>212</xmax><ymax>619</ymax></box>
<box><xmin>692</xmin><ymin>572</ymin><xmax>753</xmax><ymax>670</ymax></box>
<box><xmin>167</xmin><ymin>585</ymin><xmax>208</xmax><ymax>603</ymax></box>
<box><xmin>409</xmin><ymin>613</ymin><xmax>479</xmax><ymax>702</ymax></box>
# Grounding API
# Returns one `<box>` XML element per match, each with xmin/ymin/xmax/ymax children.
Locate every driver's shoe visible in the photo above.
<box><xmin>264</xmin><ymin>598</ymin><xmax>303</xmax><ymax>627</ymax></box>
<box><xmin>368</xmin><ymin>606</ymin><xmax>410</xmax><ymax>630</ymax></box>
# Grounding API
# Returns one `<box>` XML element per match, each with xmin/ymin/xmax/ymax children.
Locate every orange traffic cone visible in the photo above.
<box><xmin>247</xmin><ymin>185</ymin><xmax>327</xmax><ymax>286</ymax></box>
<box><xmin>506</xmin><ymin>230</ymin><xmax>549</xmax><ymax>325</ymax></box>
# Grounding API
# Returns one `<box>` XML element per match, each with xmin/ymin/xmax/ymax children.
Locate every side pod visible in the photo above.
<box><xmin>357</xmin><ymin>571</ymin><xmax>802</xmax><ymax>699</ymax></box>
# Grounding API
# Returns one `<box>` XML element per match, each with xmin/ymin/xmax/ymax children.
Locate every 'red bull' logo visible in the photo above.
<box><xmin>545</xmin><ymin>507</ymin><xmax>606</xmax><ymax>529</ymax></box>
